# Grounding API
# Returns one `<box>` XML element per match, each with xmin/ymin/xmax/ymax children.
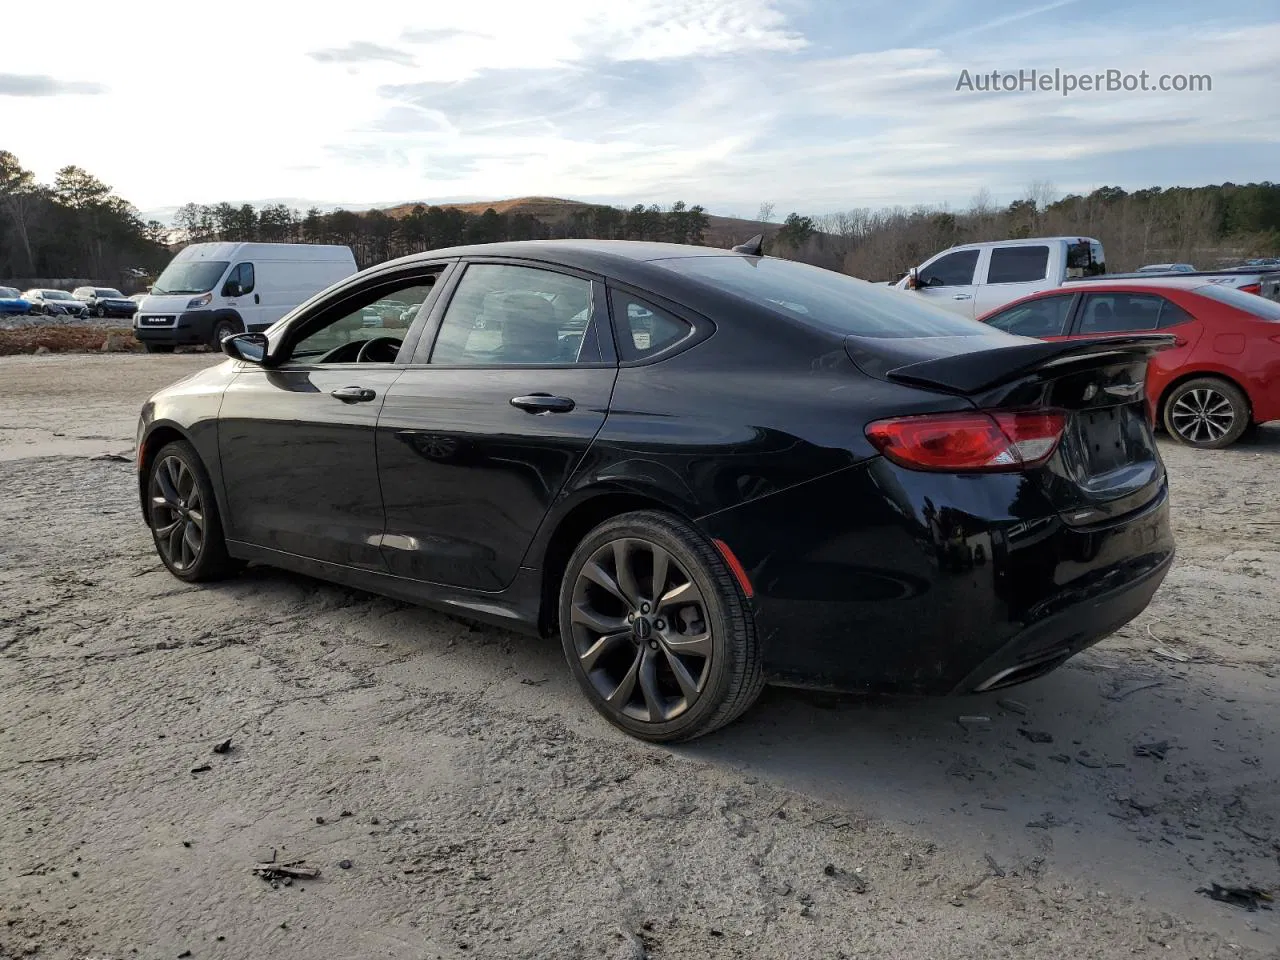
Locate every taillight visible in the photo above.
<box><xmin>1239</xmin><ymin>283</ymin><xmax>1262</xmax><ymax>295</ymax></box>
<box><xmin>866</xmin><ymin>410</ymin><xmax>1067</xmax><ymax>472</ymax></box>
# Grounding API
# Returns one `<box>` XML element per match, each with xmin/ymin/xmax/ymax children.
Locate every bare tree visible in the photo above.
<box><xmin>756</xmin><ymin>201</ymin><xmax>775</xmax><ymax>224</ymax></box>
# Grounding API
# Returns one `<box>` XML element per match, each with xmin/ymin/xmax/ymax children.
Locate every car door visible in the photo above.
<box><xmin>911</xmin><ymin>249</ymin><xmax>982</xmax><ymax>317</ymax></box>
<box><xmin>973</xmin><ymin>243</ymin><xmax>1053</xmax><ymax>317</ymax></box>
<box><xmin>375</xmin><ymin>259</ymin><xmax>618</xmax><ymax>590</ymax></box>
<box><xmin>221</xmin><ymin>262</ymin><xmax>263</xmax><ymax>330</ymax></box>
<box><xmin>980</xmin><ymin>292</ymin><xmax>1077</xmax><ymax>341</ymax></box>
<box><xmin>216</xmin><ymin>265</ymin><xmax>451</xmax><ymax>569</ymax></box>
<box><xmin>1067</xmin><ymin>290</ymin><xmax>1204</xmax><ymax>389</ymax></box>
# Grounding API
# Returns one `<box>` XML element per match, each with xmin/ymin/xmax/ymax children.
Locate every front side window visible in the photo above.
<box><xmin>223</xmin><ymin>262</ymin><xmax>255</xmax><ymax>297</ymax></box>
<box><xmin>986</xmin><ymin>245</ymin><xmax>1050</xmax><ymax>284</ymax></box>
<box><xmin>984</xmin><ymin>295</ymin><xmax>1074</xmax><ymax>337</ymax></box>
<box><xmin>1077</xmin><ymin>293</ymin><xmax>1164</xmax><ymax>334</ymax></box>
<box><xmin>286</xmin><ymin>277</ymin><xmax>439</xmax><ymax>363</ymax></box>
<box><xmin>920</xmin><ymin>250</ymin><xmax>979</xmax><ymax>287</ymax></box>
<box><xmin>430</xmin><ymin>264</ymin><xmax>594</xmax><ymax>365</ymax></box>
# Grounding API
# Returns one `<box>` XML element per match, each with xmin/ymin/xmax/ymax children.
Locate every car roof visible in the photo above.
<box><xmin>374</xmin><ymin>239</ymin><xmax>745</xmax><ymax>277</ymax></box>
<box><xmin>943</xmin><ymin>236</ymin><xmax>1096</xmax><ymax>252</ymax></box>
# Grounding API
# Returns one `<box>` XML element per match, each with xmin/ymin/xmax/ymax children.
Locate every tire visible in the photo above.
<box><xmin>558</xmin><ymin>510</ymin><xmax>764</xmax><ymax>743</ymax></box>
<box><xmin>210</xmin><ymin>318</ymin><xmax>240</xmax><ymax>348</ymax></box>
<box><xmin>143</xmin><ymin>343</ymin><xmax>175</xmax><ymax>354</ymax></box>
<box><xmin>94</xmin><ymin>305</ymin><xmax>105</xmax><ymax>317</ymax></box>
<box><xmin>145</xmin><ymin>440</ymin><xmax>241</xmax><ymax>582</ymax></box>
<box><xmin>1162</xmin><ymin>377</ymin><xmax>1251</xmax><ymax>449</ymax></box>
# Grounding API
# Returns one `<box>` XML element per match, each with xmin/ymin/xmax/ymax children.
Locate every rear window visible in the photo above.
<box><xmin>658</xmin><ymin>256</ymin><xmax>991</xmax><ymax>339</ymax></box>
<box><xmin>987</xmin><ymin>245</ymin><xmax>1049</xmax><ymax>284</ymax></box>
<box><xmin>1195</xmin><ymin>283</ymin><xmax>1280</xmax><ymax>321</ymax></box>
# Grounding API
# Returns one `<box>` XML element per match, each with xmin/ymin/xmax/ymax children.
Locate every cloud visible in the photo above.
<box><xmin>0</xmin><ymin>73</ymin><xmax>106</xmax><ymax>96</ymax></box>
<box><xmin>401</xmin><ymin>27</ymin><xmax>484</xmax><ymax>43</ymax></box>
<box><xmin>309</xmin><ymin>41</ymin><xmax>417</xmax><ymax>67</ymax></box>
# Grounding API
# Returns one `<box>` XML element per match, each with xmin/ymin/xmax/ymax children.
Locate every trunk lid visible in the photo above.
<box><xmin>846</xmin><ymin>333</ymin><xmax>1176</xmax><ymax>524</ymax></box>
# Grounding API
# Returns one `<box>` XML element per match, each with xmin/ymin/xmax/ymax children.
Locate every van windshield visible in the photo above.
<box><xmin>153</xmin><ymin>261</ymin><xmax>230</xmax><ymax>295</ymax></box>
<box><xmin>657</xmin><ymin>255</ymin><xmax>992</xmax><ymax>338</ymax></box>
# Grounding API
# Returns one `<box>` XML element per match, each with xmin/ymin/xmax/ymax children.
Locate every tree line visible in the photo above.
<box><xmin>3</xmin><ymin>147</ymin><xmax>1278</xmax><ymax>287</ymax></box>
<box><xmin>171</xmin><ymin>199</ymin><xmax>714</xmax><ymax>269</ymax></box>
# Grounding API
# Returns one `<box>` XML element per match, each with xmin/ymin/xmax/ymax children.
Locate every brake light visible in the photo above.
<box><xmin>866</xmin><ymin>410</ymin><xmax>1067</xmax><ymax>472</ymax></box>
<box><xmin>1239</xmin><ymin>283</ymin><xmax>1262</xmax><ymax>295</ymax></box>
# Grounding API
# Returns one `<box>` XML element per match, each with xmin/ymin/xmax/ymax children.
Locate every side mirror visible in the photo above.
<box><xmin>223</xmin><ymin>331</ymin><xmax>267</xmax><ymax>363</ymax></box>
<box><xmin>905</xmin><ymin>268</ymin><xmax>921</xmax><ymax>290</ymax></box>
<box><xmin>223</xmin><ymin>281</ymin><xmax>243</xmax><ymax>298</ymax></box>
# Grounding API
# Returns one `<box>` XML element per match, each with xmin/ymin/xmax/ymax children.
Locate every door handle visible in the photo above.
<box><xmin>253</xmin><ymin>293</ymin><xmax>260</xmax><ymax>304</ymax></box>
<box><xmin>510</xmin><ymin>394</ymin><xmax>575</xmax><ymax>414</ymax></box>
<box><xmin>1172</xmin><ymin>336</ymin><xmax>1187</xmax><ymax>347</ymax></box>
<box><xmin>331</xmin><ymin>386</ymin><xmax>376</xmax><ymax>403</ymax></box>
<box><xmin>952</xmin><ymin>293</ymin><xmax>972</xmax><ymax>300</ymax></box>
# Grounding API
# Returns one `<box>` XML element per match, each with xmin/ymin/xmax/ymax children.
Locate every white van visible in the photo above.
<box><xmin>133</xmin><ymin>242</ymin><xmax>357</xmax><ymax>353</ymax></box>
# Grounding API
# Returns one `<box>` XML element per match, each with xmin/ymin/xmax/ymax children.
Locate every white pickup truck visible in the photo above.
<box><xmin>893</xmin><ymin>237</ymin><xmax>1106</xmax><ymax>318</ymax></box>
<box><xmin>894</xmin><ymin>236</ymin><xmax>1280</xmax><ymax>317</ymax></box>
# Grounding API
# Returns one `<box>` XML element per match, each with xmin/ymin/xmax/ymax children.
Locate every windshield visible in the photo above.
<box><xmin>0</xmin><ymin>287</ymin><xmax>19</xmax><ymax>298</ymax></box>
<box><xmin>44</xmin><ymin>290</ymin><xmax>74</xmax><ymax>300</ymax></box>
<box><xmin>153</xmin><ymin>260</ymin><xmax>230</xmax><ymax>295</ymax></box>
<box><xmin>1196</xmin><ymin>283</ymin><xmax>1280</xmax><ymax>321</ymax></box>
<box><xmin>657</xmin><ymin>255</ymin><xmax>993</xmax><ymax>338</ymax></box>
<box><xmin>96</xmin><ymin>288</ymin><xmax>125</xmax><ymax>298</ymax></box>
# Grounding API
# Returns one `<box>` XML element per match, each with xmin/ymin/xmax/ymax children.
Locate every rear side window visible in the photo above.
<box><xmin>610</xmin><ymin>290</ymin><xmax>691</xmax><ymax>361</ymax></box>
<box><xmin>986</xmin><ymin>246</ymin><xmax>1049</xmax><ymax>284</ymax></box>
<box><xmin>1077</xmin><ymin>293</ymin><xmax>1164</xmax><ymax>334</ymax></box>
<box><xmin>1195</xmin><ymin>283</ymin><xmax>1280</xmax><ymax>321</ymax></box>
<box><xmin>984</xmin><ymin>295</ymin><xmax>1073</xmax><ymax>337</ymax></box>
<box><xmin>919</xmin><ymin>250</ymin><xmax>979</xmax><ymax>287</ymax></box>
<box><xmin>1157</xmin><ymin>299</ymin><xmax>1195</xmax><ymax>328</ymax></box>
<box><xmin>658</xmin><ymin>255</ymin><xmax>992</xmax><ymax>339</ymax></box>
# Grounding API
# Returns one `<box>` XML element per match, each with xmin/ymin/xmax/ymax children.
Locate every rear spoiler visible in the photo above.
<box><xmin>875</xmin><ymin>334</ymin><xmax>1175</xmax><ymax>396</ymax></box>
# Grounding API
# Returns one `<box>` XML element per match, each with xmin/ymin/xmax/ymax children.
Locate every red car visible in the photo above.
<box><xmin>978</xmin><ymin>280</ymin><xmax>1280</xmax><ymax>448</ymax></box>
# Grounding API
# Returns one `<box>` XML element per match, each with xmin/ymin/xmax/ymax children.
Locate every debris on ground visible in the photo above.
<box><xmin>212</xmin><ymin>738</ymin><xmax>233</xmax><ymax>754</ymax></box>
<box><xmin>253</xmin><ymin>857</ymin><xmax>321</xmax><ymax>886</ymax></box>
<box><xmin>1151</xmin><ymin>645</ymin><xmax>1191</xmax><ymax>663</ymax></box>
<box><xmin>189</xmin><ymin>764</ymin><xmax>212</xmax><ymax>774</ymax></box>
<box><xmin>1196</xmin><ymin>883</ymin><xmax>1274</xmax><ymax>912</ymax></box>
<box><xmin>338</xmin><ymin>859</ymin><xmax>353</xmax><ymax>870</ymax></box>
<box><xmin>997</xmin><ymin>698</ymin><xmax>1029</xmax><ymax>715</ymax></box>
<box><xmin>1105</xmin><ymin>680</ymin><xmax>1164</xmax><ymax>701</ymax></box>
<box><xmin>89</xmin><ymin>452</ymin><xmax>132</xmax><ymax>463</ymax></box>
<box><xmin>1017</xmin><ymin>728</ymin><xmax>1054</xmax><ymax>744</ymax></box>
<box><xmin>1133</xmin><ymin>740</ymin><xmax>1170</xmax><ymax>760</ymax></box>
<box><xmin>984</xmin><ymin>854</ymin><xmax>1005</xmax><ymax>878</ymax></box>
<box><xmin>956</xmin><ymin>715</ymin><xmax>991</xmax><ymax>731</ymax></box>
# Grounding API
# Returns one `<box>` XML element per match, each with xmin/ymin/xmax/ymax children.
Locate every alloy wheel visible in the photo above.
<box><xmin>149</xmin><ymin>455</ymin><xmax>205</xmax><ymax>571</ymax></box>
<box><xmin>1170</xmin><ymin>387</ymin><xmax>1235</xmax><ymax>444</ymax></box>
<box><xmin>569</xmin><ymin>537</ymin><xmax>714</xmax><ymax>724</ymax></box>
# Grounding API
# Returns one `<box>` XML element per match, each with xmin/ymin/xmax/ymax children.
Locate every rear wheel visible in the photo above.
<box><xmin>143</xmin><ymin>343</ymin><xmax>175</xmax><ymax>354</ymax></box>
<box><xmin>1163</xmin><ymin>377</ymin><xmax>1250</xmax><ymax>449</ymax></box>
<box><xmin>558</xmin><ymin>511</ymin><xmax>763</xmax><ymax>743</ymax></box>
<box><xmin>146</xmin><ymin>440</ymin><xmax>240</xmax><ymax>582</ymax></box>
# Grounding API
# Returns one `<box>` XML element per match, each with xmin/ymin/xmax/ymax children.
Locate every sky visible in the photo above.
<box><xmin>3</xmin><ymin>0</ymin><xmax>1279</xmax><ymax>219</ymax></box>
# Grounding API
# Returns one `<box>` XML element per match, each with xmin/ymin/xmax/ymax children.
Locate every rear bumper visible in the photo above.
<box><xmin>696</xmin><ymin>459</ymin><xmax>1174</xmax><ymax>695</ymax></box>
<box><xmin>134</xmin><ymin>310</ymin><xmax>216</xmax><ymax>344</ymax></box>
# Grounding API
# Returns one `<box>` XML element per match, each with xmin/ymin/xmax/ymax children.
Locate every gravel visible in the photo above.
<box><xmin>1</xmin><ymin>353</ymin><xmax>1277</xmax><ymax>959</ymax></box>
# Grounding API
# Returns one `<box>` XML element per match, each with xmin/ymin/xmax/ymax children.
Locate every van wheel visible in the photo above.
<box><xmin>144</xmin><ymin>343</ymin><xmax>175</xmax><ymax>354</ymax></box>
<box><xmin>1163</xmin><ymin>377</ymin><xmax>1250</xmax><ymax>449</ymax></box>
<box><xmin>210</xmin><ymin>318</ymin><xmax>240</xmax><ymax>348</ymax></box>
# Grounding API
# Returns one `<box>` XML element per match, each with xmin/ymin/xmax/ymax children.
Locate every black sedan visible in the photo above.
<box><xmin>136</xmin><ymin>240</ymin><xmax>1176</xmax><ymax>742</ymax></box>
<box><xmin>73</xmin><ymin>286</ymin><xmax>139</xmax><ymax>319</ymax></box>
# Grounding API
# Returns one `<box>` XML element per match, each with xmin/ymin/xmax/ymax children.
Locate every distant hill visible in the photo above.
<box><xmin>376</xmin><ymin>196</ymin><xmax>781</xmax><ymax>247</ymax></box>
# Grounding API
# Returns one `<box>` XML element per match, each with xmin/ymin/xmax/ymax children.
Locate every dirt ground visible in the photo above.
<box><xmin>2</xmin><ymin>353</ymin><xmax>1277</xmax><ymax>960</ymax></box>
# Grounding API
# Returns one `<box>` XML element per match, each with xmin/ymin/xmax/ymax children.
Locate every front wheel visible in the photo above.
<box><xmin>1163</xmin><ymin>377</ymin><xmax>1250</xmax><ymax>449</ymax></box>
<box><xmin>145</xmin><ymin>440</ymin><xmax>240</xmax><ymax>582</ymax></box>
<box><xmin>558</xmin><ymin>511</ymin><xmax>763</xmax><ymax>743</ymax></box>
<box><xmin>94</xmin><ymin>305</ymin><xmax>105</xmax><ymax>317</ymax></box>
<box><xmin>210</xmin><ymin>318</ymin><xmax>240</xmax><ymax>348</ymax></box>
